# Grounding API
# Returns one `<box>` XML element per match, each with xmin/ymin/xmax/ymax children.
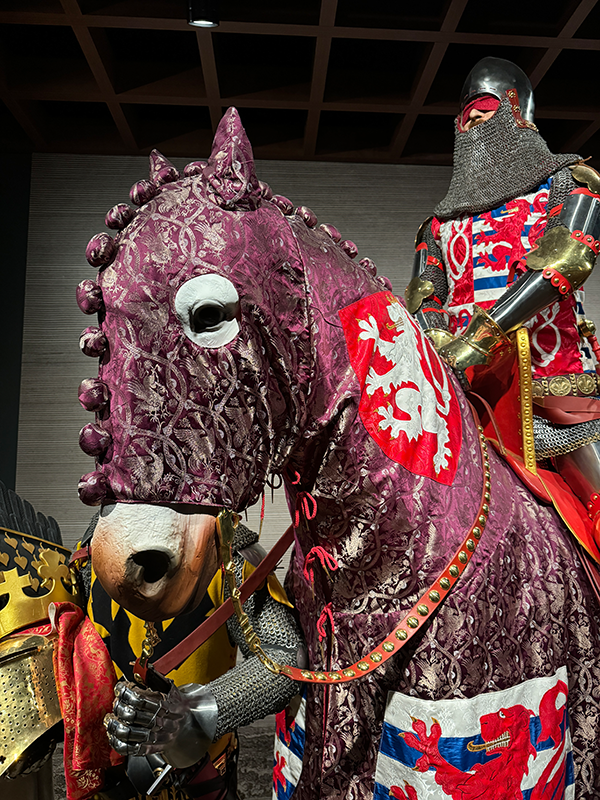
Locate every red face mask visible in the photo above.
<box><xmin>460</xmin><ymin>95</ymin><xmax>500</xmax><ymax>129</ymax></box>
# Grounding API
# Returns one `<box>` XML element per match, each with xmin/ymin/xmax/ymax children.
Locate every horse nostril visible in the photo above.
<box><xmin>130</xmin><ymin>550</ymin><xmax>172</xmax><ymax>584</ymax></box>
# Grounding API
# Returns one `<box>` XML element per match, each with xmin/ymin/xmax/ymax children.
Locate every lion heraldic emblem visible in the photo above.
<box><xmin>340</xmin><ymin>292</ymin><xmax>462</xmax><ymax>485</ymax></box>
<box><xmin>374</xmin><ymin>669</ymin><xmax>573</xmax><ymax>800</ymax></box>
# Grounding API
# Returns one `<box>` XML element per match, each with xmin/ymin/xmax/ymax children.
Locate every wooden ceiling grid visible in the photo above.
<box><xmin>0</xmin><ymin>0</ymin><xmax>598</xmax><ymax>164</ymax></box>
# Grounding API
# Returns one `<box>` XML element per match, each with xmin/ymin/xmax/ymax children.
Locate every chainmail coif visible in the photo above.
<box><xmin>434</xmin><ymin>95</ymin><xmax>580</xmax><ymax>220</ymax></box>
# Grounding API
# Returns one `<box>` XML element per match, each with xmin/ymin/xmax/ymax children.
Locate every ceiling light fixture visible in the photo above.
<box><xmin>188</xmin><ymin>0</ymin><xmax>219</xmax><ymax>28</ymax></box>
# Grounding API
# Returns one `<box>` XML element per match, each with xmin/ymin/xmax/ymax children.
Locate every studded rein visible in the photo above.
<box><xmin>217</xmin><ymin>422</ymin><xmax>492</xmax><ymax>685</ymax></box>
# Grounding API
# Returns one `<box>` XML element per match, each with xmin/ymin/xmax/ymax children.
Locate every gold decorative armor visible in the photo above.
<box><xmin>424</xmin><ymin>328</ymin><xmax>455</xmax><ymax>351</ymax></box>
<box><xmin>0</xmin><ymin>633</ymin><xmax>62</xmax><ymax>778</ymax></box>
<box><xmin>438</xmin><ymin>305</ymin><xmax>510</xmax><ymax>370</ymax></box>
<box><xmin>0</xmin><ymin>527</ymin><xmax>81</xmax><ymax>778</ymax></box>
<box><xmin>405</xmin><ymin>275</ymin><xmax>435</xmax><ymax>315</ymax></box>
<box><xmin>0</xmin><ymin>528</ymin><xmax>80</xmax><ymax>639</ymax></box>
<box><xmin>525</xmin><ymin>225</ymin><xmax>596</xmax><ymax>291</ymax></box>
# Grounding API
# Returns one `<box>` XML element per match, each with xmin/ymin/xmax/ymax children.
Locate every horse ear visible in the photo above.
<box><xmin>204</xmin><ymin>107</ymin><xmax>261</xmax><ymax>210</ymax></box>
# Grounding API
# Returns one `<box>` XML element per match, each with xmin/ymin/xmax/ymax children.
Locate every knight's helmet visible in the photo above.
<box><xmin>0</xmin><ymin>482</ymin><xmax>81</xmax><ymax>780</ymax></box>
<box><xmin>459</xmin><ymin>56</ymin><xmax>535</xmax><ymax>123</ymax></box>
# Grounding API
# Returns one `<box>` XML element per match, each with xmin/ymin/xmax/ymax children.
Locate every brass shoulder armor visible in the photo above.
<box><xmin>570</xmin><ymin>162</ymin><xmax>600</xmax><ymax>195</ymax></box>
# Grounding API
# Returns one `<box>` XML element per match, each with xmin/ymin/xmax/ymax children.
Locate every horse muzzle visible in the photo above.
<box><xmin>91</xmin><ymin>503</ymin><xmax>219</xmax><ymax>621</ymax></box>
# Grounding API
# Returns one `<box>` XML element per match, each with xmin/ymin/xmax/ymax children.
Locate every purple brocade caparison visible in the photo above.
<box><xmin>77</xmin><ymin>107</ymin><xmax>600</xmax><ymax>798</ymax></box>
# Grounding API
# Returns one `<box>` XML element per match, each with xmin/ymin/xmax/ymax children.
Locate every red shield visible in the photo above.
<box><xmin>340</xmin><ymin>292</ymin><xmax>462</xmax><ymax>485</ymax></box>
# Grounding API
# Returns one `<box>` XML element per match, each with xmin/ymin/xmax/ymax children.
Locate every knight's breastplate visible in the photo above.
<box><xmin>436</xmin><ymin>180</ymin><xmax>595</xmax><ymax>379</ymax></box>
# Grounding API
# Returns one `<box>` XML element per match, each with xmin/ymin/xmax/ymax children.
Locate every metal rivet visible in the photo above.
<box><xmin>370</xmin><ymin>652</ymin><xmax>383</xmax><ymax>663</ymax></box>
<box><xmin>417</xmin><ymin>604</ymin><xmax>429</xmax><ymax>616</ymax></box>
<box><xmin>466</xmin><ymin>539</ymin><xmax>475</xmax><ymax>551</ymax></box>
<box><xmin>482</xmin><ymin>503</ymin><xmax>489</xmax><ymax>514</ymax></box>
<box><xmin>301</xmin><ymin>671</ymin><xmax>313</xmax><ymax>679</ymax></box>
<box><xmin>383</xmin><ymin>641</ymin><xmax>395</xmax><ymax>652</ymax></box>
<box><xmin>472</xmin><ymin>527</ymin><xmax>481</xmax><ymax>539</ymax></box>
<box><xmin>315</xmin><ymin>672</ymin><xmax>327</xmax><ymax>681</ymax></box>
<box><xmin>458</xmin><ymin>551</ymin><xmax>468</xmax><ymax>564</ymax></box>
<box><xmin>407</xmin><ymin>616</ymin><xmax>419</xmax><ymax>628</ymax></box>
<box><xmin>440</xmin><ymin>577</ymin><xmax>451</xmax><ymax>590</ymax></box>
<box><xmin>396</xmin><ymin>629</ymin><xmax>408</xmax><ymax>641</ymax></box>
<box><xmin>429</xmin><ymin>590</ymin><xmax>440</xmax><ymax>603</ymax></box>
<box><xmin>479</xmin><ymin>515</ymin><xmax>487</xmax><ymax>526</ymax></box>
<box><xmin>329</xmin><ymin>672</ymin><xmax>341</xmax><ymax>680</ymax></box>
<box><xmin>357</xmin><ymin>661</ymin><xmax>369</xmax><ymax>671</ymax></box>
<box><xmin>449</xmin><ymin>565</ymin><xmax>459</xmax><ymax>577</ymax></box>
<box><xmin>484</xmin><ymin>492</ymin><xmax>491</xmax><ymax>502</ymax></box>
<box><xmin>343</xmin><ymin>669</ymin><xmax>356</xmax><ymax>677</ymax></box>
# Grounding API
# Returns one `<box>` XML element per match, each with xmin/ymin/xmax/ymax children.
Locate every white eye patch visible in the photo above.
<box><xmin>174</xmin><ymin>274</ymin><xmax>240</xmax><ymax>348</ymax></box>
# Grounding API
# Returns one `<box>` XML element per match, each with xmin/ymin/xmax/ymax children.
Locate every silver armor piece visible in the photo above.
<box><xmin>411</xmin><ymin>242</ymin><xmax>429</xmax><ymax>280</ymax></box>
<box><xmin>434</xmin><ymin>96</ymin><xmax>580</xmax><ymax>220</ymax></box>
<box><xmin>489</xmin><ymin>269</ymin><xmax>560</xmax><ymax>336</ymax></box>
<box><xmin>107</xmin><ymin>680</ymin><xmax>217</xmax><ymax>769</ymax></box>
<box><xmin>560</xmin><ymin>193</ymin><xmax>600</xmax><ymax>239</ymax></box>
<box><xmin>460</xmin><ymin>57</ymin><xmax>535</xmax><ymax>123</ymax></box>
<box><xmin>163</xmin><ymin>684</ymin><xmax>218</xmax><ymax>769</ymax></box>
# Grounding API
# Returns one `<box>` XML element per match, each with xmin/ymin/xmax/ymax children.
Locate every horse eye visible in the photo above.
<box><xmin>190</xmin><ymin>304</ymin><xmax>226</xmax><ymax>333</ymax></box>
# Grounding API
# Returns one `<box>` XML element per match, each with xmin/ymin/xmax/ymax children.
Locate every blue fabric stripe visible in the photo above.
<box><xmin>380</xmin><ymin>715</ymin><xmax>568</xmax><ymax>771</ymax></box>
<box><xmin>273</xmin><ymin>761</ymin><xmax>297</xmax><ymax>800</ymax></box>
<box><xmin>284</xmin><ymin>722</ymin><xmax>305</xmax><ymax>761</ymax></box>
<box><xmin>473</xmin><ymin>275</ymin><xmax>508</xmax><ymax>291</ymax></box>
<box><xmin>373</xmin><ymin>781</ymin><xmax>391</xmax><ymax>800</ymax></box>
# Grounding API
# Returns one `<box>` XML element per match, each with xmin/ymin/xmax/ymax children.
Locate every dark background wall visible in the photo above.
<box><xmin>0</xmin><ymin>154</ymin><xmax>31</xmax><ymax>491</ymax></box>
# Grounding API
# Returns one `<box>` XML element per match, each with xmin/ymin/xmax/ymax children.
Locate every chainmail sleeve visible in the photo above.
<box><xmin>545</xmin><ymin>166</ymin><xmax>578</xmax><ymax>233</ymax></box>
<box><xmin>418</xmin><ymin>219</ymin><xmax>451</xmax><ymax>333</ymax></box>
<box><xmin>208</xmin><ymin>523</ymin><xmax>304</xmax><ymax>739</ymax></box>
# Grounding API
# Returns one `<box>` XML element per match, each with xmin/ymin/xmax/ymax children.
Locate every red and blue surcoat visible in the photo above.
<box><xmin>431</xmin><ymin>178</ymin><xmax>596</xmax><ymax>380</ymax></box>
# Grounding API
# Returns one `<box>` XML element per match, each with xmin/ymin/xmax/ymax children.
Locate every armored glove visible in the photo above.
<box><xmin>104</xmin><ymin>679</ymin><xmax>218</xmax><ymax>769</ymax></box>
<box><xmin>438</xmin><ymin>305</ymin><xmax>510</xmax><ymax>372</ymax></box>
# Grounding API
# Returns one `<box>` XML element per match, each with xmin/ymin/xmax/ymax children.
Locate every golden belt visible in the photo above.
<box><xmin>532</xmin><ymin>372</ymin><xmax>600</xmax><ymax>398</ymax></box>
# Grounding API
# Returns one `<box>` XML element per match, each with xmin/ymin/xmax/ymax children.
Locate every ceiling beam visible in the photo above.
<box><xmin>195</xmin><ymin>30</ymin><xmax>222</xmax><ymax>133</ymax></box>
<box><xmin>562</xmin><ymin>117</ymin><xmax>600</xmax><ymax>153</ymax></box>
<box><xmin>530</xmin><ymin>0</ymin><xmax>598</xmax><ymax>88</ymax></box>
<box><xmin>7</xmin><ymin>86</ymin><xmax>598</xmax><ymax>122</ymax></box>
<box><xmin>58</xmin><ymin>0</ymin><xmax>137</xmax><ymax>152</ymax></box>
<box><xmin>303</xmin><ymin>0</ymin><xmax>338</xmax><ymax>158</ymax></box>
<box><xmin>389</xmin><ymin>0</ymin><xmax>470</xmax><ymax>161</ymax></box>
<box><xmin>1</xmin><ymin>12</ymin><xmax>600</xmax><ymax>51</ymax></box>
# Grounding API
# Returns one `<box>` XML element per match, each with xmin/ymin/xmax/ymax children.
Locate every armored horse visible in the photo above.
<box><xmin>76</xmin><ymin>108</ymin><xmax>600</xmax><ymax>799</ymax></box>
